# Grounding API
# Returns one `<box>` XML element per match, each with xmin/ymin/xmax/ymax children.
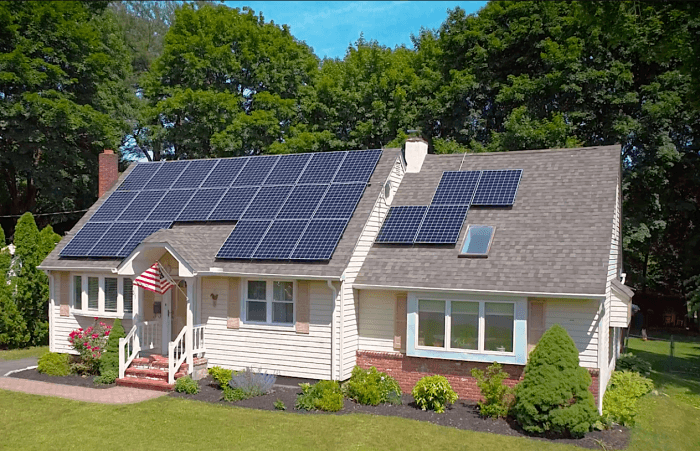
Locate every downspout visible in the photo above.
<box><xmin>339</xmin><ymin>273</ymin><xmax>346</xmax><ymax>380</ymax></box>
<box><xmin>327</xmin><ymin>279</ymin><xmax>338</xmax><ymax>380</ymax></box>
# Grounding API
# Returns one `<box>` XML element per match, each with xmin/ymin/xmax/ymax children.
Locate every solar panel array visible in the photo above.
<box><xmin>60</xmin><ymin>149</ymin><xmax>382</xmax><ymax>261</ymax></box>
<box><xmin>375</xmin><ymin>169</ymin><xmax>522</xmax><ymax>245</ymax></box>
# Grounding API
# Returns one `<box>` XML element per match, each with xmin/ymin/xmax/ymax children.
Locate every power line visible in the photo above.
<box><xmin>0</xmin><ymin>209</ymin><xmax>89</xmax><ymax>219</ymax></box>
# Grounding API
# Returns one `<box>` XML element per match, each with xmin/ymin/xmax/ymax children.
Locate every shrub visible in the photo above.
<box><xmin>295</xmin><ymin>380</ymin><xmax>344</xmax><ymax>412</ymax></box>
<box><xmin>93</xmin><ymin>369</ymin><xmax>118</xmax><ymax>385</ymax></box>
<box><xmin>229</xmin><ymin>368</ymin><xmax>276</xmax><ymax>397</ymax></box>
<box><xmin>175</xmin><ymin>376</ymin><xmax>200</xmax><ymax>395</ymax></box>
<box><xmin>68</xmin><ymin>320</ymin><xmax>111</xmax><ymax>374</ymax></box>
<box><xmin>603</xmin><ymin>371</ymin><xmax>654</xmax><ymax>426</ymax></box>
<box><xmin>274</xmin><ymin>399</ymin><xmax>286</xmax><ymax>410</ymax></box>
<box><xmin>616</xmin><ymin>353</ymin><xmax>652</xmax><ymax>376</ymax></box>
<box><xmin>471</xmin><ymin>363</ymin><xmax>514</xmax><ymax>418</ymax></box>
<box><xmin>99</xmin><ymin>318</ymin><xmax>125</xmax><ymax>378</ymax></box>
<box><xmin>208</xmin><ymin>366</ymin><xmax>233</xmax><ymax>388</ymax></box>
<box><xmin>512</xmin><ymin>324</ymin><xmax>599</xmax><ymax>438</ymax></box>
<box><xmin>37</xmin><ymin>352</ymin><xmax>70</xmax><ymax>376</ymax></box>
<box><xmin>411</xmin><ymin>375</ymin><xmax>458</xmax><ymax>413</ymax></box>
<box><xmin>343</xmin><ymin>366</ymin><xmax>402</xmax><ymax>406</ymax></box>
<box><xmin>222</xmin><ymin>385</ymin><xmax>247</xmax><ymax>402</ymax></box>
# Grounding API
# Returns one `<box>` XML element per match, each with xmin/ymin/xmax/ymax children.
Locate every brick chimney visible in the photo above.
<box><xmin>98</xmin><ymin>149</ymin><xmax>119</xmax><ymax>198</ymax></box>
<box><xmin>404</xmin><ymin>137</ymin><xmax>428</xmax><ymax>173</ymax></box>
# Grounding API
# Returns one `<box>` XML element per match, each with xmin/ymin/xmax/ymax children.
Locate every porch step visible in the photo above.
<box><xmin>150</xmin><ymin>360</ymin><xmax>189</xmax><ymax>373</ymax></box>
<box><xmin>116</xmin><ymin>377</ymin><xmax>174</xmax><ymax>392</ymax></box>
<box><xmin>125</xmin><ymin>367</ymin><xmax>187</xmax><ymax>382</ymax></box>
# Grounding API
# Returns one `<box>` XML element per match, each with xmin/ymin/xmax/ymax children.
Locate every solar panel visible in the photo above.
<box><xmin>144</xmin><ymin>161</ymin><xmax>190</xmax><ymax>190</ymax></box>
<box><xmin>414</xmin><ymin>205</ymin><xmax>469</xmax><ymax>244</ymax></box>
<box><xmin>253</xmin><ymin>220</ymin><xmax>309</xmax><ymax>260</ymax></box>
<box><xmin>118</xmin><ymin>163</ymin><xmax>160</xmax><ymax>191</ymax></box>
<box><xmin>117</xmin><ymin>221</ymin><xmax>171</xmax><ymax>258</ymax></box>
<box><xmin>117</xmin><ymin>190</ymin><xmax>166</xmax><ymax>222</ymax></box>
<box><xmin>147</xmin><ymin>189</ymin><xmax>196</xmax><ymax>221</ymax></box>
<box><xmin>176</xmin><ymin>188</ymin><xmax>227</xmax><ymax>221</ymax></box>
<box><xmin>291</xmin><ymin>219</ymin><xmax>348</xmax><ymax>260</ymax></box>
<box><xmin>431</xmin><ymin>171</ymin><xmax>481</xmax><ymax>205</ymax></box>
<box><xmin>313</xmin><ymin>183</ymin><xmax>366</xmax><ymax>219</ymax></box>
<box><xmin>333</xmin><ymin>149</ymin><xmax>382</xmax><ymax>183</ymax></box>
<box><xmin>276</xmin><ymin>184</ymin><xmax>328</xmax><ymax>219</ymax></box>
<box><xmin>264</xmin><ymin>153</ymin><xmax>311</xmax><ymax>185</ymax></box>
<box><xmin>171</xmin><ymin>159</ymin><xmax>218</xmax><ymax>189</ymax></box>
<box><xmin>208</xmin><ymin>186</ymin><xmax>259</xmax><ymax>221</ymax></box>
<box><xmin>232</xmin><ymin>155</ymin><xmax>279</xmax><ymax>186</ymax></box>
<box><xmin>201</xmin><ymin>158</ymin><xmax>247</xmax><ymax>188</ymax></box>
<box><xmin>60</xmin><ymin>222</ymin><xmax>112</xmax><ymax>257</ymax></box>
<box><xmin>471</xmin><ymin>169</ymin><xmax>523</xmax><ymax>206</ymax></box>
<box><xmin>87</xmin><ymin>222</ymin><xmax>140</xmax><ymax>257</ymax></box>
<box><xmin>298</xmin><ymin>152</ymin><xmax>346</xmax><ymax>184</ymax></box>
<box><xmin>90</xmin><ymin>191</ymin><xmax>136</xmax><ymax>222</ymax></box>
<box><xmin>242</xmin><ymin>185</ymin><xmax>292</xmax><ymax>219</ymax></box>
<box><xmin>375</xmin><ymin>206</ymin><xmax>428</xmax><ymax>244</ymax></box>
<box><xmin>216</xmin><ymin>220</ymin><xmax>272</xmax><ymax>259</ymax></box>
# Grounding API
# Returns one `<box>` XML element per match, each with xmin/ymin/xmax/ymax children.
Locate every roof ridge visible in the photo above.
<box><xmin>431</xmin><ymin>144</ymin><xmax>620</xmax><ymax>158</ymax></box>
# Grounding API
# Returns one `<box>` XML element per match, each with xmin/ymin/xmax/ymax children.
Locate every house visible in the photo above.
<box><xmin>39</xmin><ymin>141</ymin><xmax>632</xmax><ymax>412</ymax></box>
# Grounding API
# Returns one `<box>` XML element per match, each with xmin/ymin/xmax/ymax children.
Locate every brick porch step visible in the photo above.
<box><xmin>125</xmin><ymin>367</ymin><xmax>187</xmax><ymax>382</ymax></box>
<box><xmin>150</xmin><ymin>360</ymin><xmax>189</xmax><ymax>373</ymax></box>
<box><xmin>116</xmin><ymin>377</ymin><xmax>174</xmax><ymax>392</ymax></box>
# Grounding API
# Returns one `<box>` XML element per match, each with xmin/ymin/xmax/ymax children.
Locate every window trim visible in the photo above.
<box><xmin>459</xmin><ymin>225</ymin><xmax>496</xmax><ymax>258</ymax></box>
<box><xmin>71</xmin><ymin>273</ymin><xmax>135</xmax><ymax>318</ymax></box>
<box><xmin>241</xmin><ymin>278</ymin><xmax>296</xmax><ymax>328</ymax></box>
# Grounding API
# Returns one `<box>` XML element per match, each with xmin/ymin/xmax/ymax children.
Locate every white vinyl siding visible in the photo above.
<box><xmin>610</xmin><ymin>291</ymin><xmax>631</xmax><ymax>328</ymax></box>
<box><xmin>358</xmin><ymin>289</ymin><xmax>396</xmax><ymax>353</ymax></box>
<box><xmin>543</xmin><ymin>298</ymin><xmax>599</xmax><ymax>369</ymax></box>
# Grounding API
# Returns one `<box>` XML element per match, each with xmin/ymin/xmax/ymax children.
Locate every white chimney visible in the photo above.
<box><xmin>404</xmin><ymin>137</ymin><xmax>428</xmax><ymax>173</ymax></box>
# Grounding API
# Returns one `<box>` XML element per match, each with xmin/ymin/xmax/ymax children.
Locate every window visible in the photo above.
<box><xmin>73</xmin><ymin>276</ymin><xmax>82</xmax><ymax>309</ymax></box>
<box><xmin>105</xmin><ymin>278</ymin><xmax>118</xmax><ymax>312</ymax></box>
<box><xmin>460</xmin><ymin>225</ymin><xmax>495</xmax><ymax>257</ymax></box>
<box><xmin>123</xmin><ymin>278</ymin><xmax>133</xmax><ymax>314</ymax></box>
<box><xmin>87</xmin><ymin>277</ymin><xmax>99</xmax><ymax>311</ymax></box>
<box><xmin>71</xmin><ymin>274</ymin><xmax>135</xmax><ymax>317</ymax></box>
<box><xmin>416</xmin><ymin>299</ymin><xmax>515</xmax><ymax>354</ymax></box>
<box><xmin>244</xmin><ymin>280</ymin><xmax>295</xmax><ymax>325</ymax></box>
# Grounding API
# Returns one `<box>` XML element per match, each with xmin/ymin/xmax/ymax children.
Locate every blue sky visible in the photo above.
<box><xmin>223</xmin><ymin>1</ymin><xmax>487</xmax><ymax>59</ymax></box>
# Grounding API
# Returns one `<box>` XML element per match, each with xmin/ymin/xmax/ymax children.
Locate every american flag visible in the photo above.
<box><xmin>133</xmin><ymin>262</ymin><xmax>175</xmax><ymax>294</ymax></box>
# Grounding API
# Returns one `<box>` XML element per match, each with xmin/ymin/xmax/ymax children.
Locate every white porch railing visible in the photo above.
<box><xmin>168</xmin><ymin>326</ymin><xmax>187</xmax><ymax>385</ymax></box>
<box><xmin>192</xmin><ymin>324</ymin><xmax>206</xmax><ymax>356</ymax></box>
<box><xmin>118</xmin><ymin>319</ymin><xmax>162</xmax><ymax>379</ymax></box>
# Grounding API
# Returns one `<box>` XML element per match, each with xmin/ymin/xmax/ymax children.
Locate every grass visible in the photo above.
<box><xmin>0</xmin><ymin>346</ymin><xmax>48</xmax><ymax>361</ymax></box>
<box><xmin>0</xmin><ymin>337</ymin><xmax>698</xmax><ymax>450</ymax></box>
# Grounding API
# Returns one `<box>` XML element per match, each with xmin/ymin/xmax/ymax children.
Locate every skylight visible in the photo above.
<box><xmin>460</xmin><ymin>225</ymin><xmax>495</xmax><ymax>257</ymax></box>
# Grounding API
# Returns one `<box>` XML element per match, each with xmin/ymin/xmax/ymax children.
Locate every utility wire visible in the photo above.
<box><xmin>0</xmin><ymin>209</ymin><xmax>89</xmax><ymax>218</ymax></box>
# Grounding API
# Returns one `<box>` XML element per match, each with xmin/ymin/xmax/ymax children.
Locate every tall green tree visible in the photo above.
<box><xmin>0</xmin><ymin>224</ymin><xmax>26</xmax><ymax>349</ymax></box>
<box><xmin>0</xmin><ymin>1</ymin><xmax>135</xmax><ymax>238</ymax></box>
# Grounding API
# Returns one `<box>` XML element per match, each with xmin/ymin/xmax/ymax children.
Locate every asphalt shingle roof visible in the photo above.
<box><xmin>354</xmin><ymin>145</ymin><xmax>621</xmax><ymax>295</ymax></box>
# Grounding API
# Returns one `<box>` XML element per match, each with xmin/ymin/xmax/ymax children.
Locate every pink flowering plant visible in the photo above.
<box><xmin>68</xmin><ymin>319</ymin><xmax>112</xmax><ymax>374</ymax></box>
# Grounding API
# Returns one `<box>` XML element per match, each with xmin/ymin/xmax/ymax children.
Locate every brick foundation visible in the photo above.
<box><xmin>356</xmin><ymin>350</ymin><xmax>600</xmax><ymax>404</ymax></box>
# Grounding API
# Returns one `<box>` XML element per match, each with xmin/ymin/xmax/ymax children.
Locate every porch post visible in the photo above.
<box><xmin>186</xmin><ymin>278</ymin><xmax>194</xmax><ymax>375</ymax></box>
<box><xmin>133</xmin><ymin>285</ymin><xmax>141</xmax><ymax>353</ymax></box>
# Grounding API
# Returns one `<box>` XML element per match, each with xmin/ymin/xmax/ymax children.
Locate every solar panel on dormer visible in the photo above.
<box><xmin>87</xmin><ymin>222</ymin><xmax>140</xmax><ymax>257</ymax></box>
<box><xmin>431</xmin><ymin>171</ymin><xmax>481</xmax><ymax>206</ymax></box>
<box><xmin>242</xmin><ymin>185</ymin><xmax>292</xmax><ymax>219</ymax></box>
<box><xmin>291</xmin><ymin>219</ymin><xmax>347</xmax><ymax>260</ymax></box>
<box><xmin>144</xmin><ymin>161</ymin><xmax>190</xmax><ymax>190</ymax></box>
<box><xmin>118</xmin><ymin>162</ymin><xmax>161</xmax><ymax>191</ymax></box>
<box><xmin>313</xmin><ymin>183</ymin><xmax>366</xmax><ymax>219</ymax></box>
<box><xmin>147</xmin><ymin>189</ymin><xmax>196</xmax><ymax>221</ymax></box>
<box><xmin>277</xmin><ymin>184</ymin><xmax>328</xmax><ymax>219</ymax></box>
<box><xmin>253</xmin><ymin>219</ymin><xmax>309</xmax><ymax>260</ymax></box>
<box><xmin>171</xmin><ymin>159</ymin><xmax>218</xmax><ymax>189</ymax></box>
<box><xmin>201</xmin><ymin>158</ymin><xmax>247</xmax><ymax>188</ymax></box>
<box><xmin>298</xmin><ymin>152</ymin><xmax>346</xmax><ymax>184</ymax></box>
<box><xmin>216</xmin><ymin>220</ymin><xmax>272</xmax><ymax>259</ymax></box>
<box><xmin>414</xmin><ymin>205</ymin><xmax>469</xmax><ymax>244</ymax></box>
<box><xmin>232</xmin><ymin>155</ymin><xmax>279</xmax><ymax>186</ymax></box>
<box><xmin>117</xmin><ymin>190</ymin><xmax>166</xmax><ymax>222</ymax></box>
<box><xmin>375</xmin><ymin>206</ymin><xmax>428</xmax><ymax>244</ymax></box>
<box><xmin>90</xmin><ymin>191</ymin><xmax>136</xmax><ymax>222</ymax></box>
<box><xmin>60</xmin><ymin>222</ymin><xmax>112</xmax><ymax>257</ymax></box>
<box><xmin>264</xmin><ymin>153</ymin><xmax>311</xmax><ymax>185</ymax></box>
<box><xmin>333</xmin><ymin>149</ymin><xmax>382</xmax><ymax>183</ymax></box>
<box><xmin>117</xmin><ymin>221</ymin><xmax>171</xmax><ymax>258</ymax></box>
<box><xmin>209</xmin><ymin>186</ymin><xmax>259</xmax><ymax>221</ymax></box>
<box><xmin>471</xmin><ymin>169</ymin><xmax>522</xmax><ymax>206</ymax></box>
<box><xmin>176</xmin><ymin>188</ymin><xmax>227</xmax><ymax>221</ymax></box>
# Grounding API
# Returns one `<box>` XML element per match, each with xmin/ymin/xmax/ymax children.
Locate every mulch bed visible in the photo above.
<box><xmin>169</xmin><ymin>376</ymin><xmax>629</xmax><ymax>450</ymax></box>
<box><xmin>8</xmin><ymin>368</ymin><xmax>114</xmax><ymax>389</ymax></box>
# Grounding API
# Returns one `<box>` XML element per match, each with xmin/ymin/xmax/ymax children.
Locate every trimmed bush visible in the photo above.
<box><xmin>343</xmin><ymin>366</ymin><xmax>402</xmax><ymax>406</ymax></box>
<box><xmin>222</xmin><ymin>385</ymin><xmax>247</xmax><ymax>402</ymax></box>
<box><xmin>471</xmin><ymin>363</ymin><xmax>514</xmax><ymax>418</ymax></box>
<box><xmin>295</xmin><ymin>380</ymin><xmax>344</xmax><ymax>412</ymax></box>
<box><xmin>175</xmin><ymin>376</ymin><xmax>200</xmax><ymax>394</ymax></box>
<box><xmin>229</xmin><ymin>368</ymin><xmax>276</xmax><ymax>397</ymax></box>
<box><xmin>411</xmin><ymin>375</ymin><xmax>458</xmax><ymax>413</ymax></box>
<box><xmin>99</xmin><ymin>318</ymin><xmax>125</xmax><ymax>377</ymax></box>
<box><xmin>512</xmin><ymin>324</ymin><xmax>599</xmax><ymax>437</ymax></box>
<box><xmin>603</xmin><ymin>371</ymin><xmax>654</xmax><ymax>426</ymax></box>
<box><xmin>616</xmin><ymin>353</ymin><xmax>652</xmax><ymax>376</ymax></box>
<box><xmin>94</xmin><ymin>369</ymin><xmax>118</xmax><ymax>385</ymax></box>
<box><xmin>37</xmin><ymin>352</ymin><xmax>70</xmax><ymax>376</ymax></box>
<box><xmin>208</xmin><ymin>366</ymin><xmax>233</xmax><ymax>388</ymax></box>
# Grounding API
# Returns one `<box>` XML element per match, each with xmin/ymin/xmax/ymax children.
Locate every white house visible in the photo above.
<box><xmin>39</xmin><ymin>141</ymin><xmax>632</xmax><ymax>412</ymax></box>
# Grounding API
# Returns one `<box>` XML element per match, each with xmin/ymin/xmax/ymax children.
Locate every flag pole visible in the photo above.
<box><xmin>157</xmin><ymin>260</ymin><xmax>188</xmax><ymax>300</ymax></box>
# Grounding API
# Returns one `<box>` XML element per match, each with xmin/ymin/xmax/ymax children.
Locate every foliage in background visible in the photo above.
<box><xmin>616</xmin><ymin>353</ymin><xmax>652</xmax><ymax>377</ymax></box>
<box><xmin>175</xmin><ymin>375</ymin><xmax>200</xmax><ymax>394</ymax></box>
<box><xmin>512</xmin><ymin>324</ymin><xmax>598</xmax><ymax>437</ymax></box>
<box><xmin>471</xmin><ymin>363</ymin><xmax>514</xmax><ymax>418</ymax></box>
<box><xmin>295</xmin><ymin>380</ymin><xmax>344</xmax><ymax>412</ymax></box>
<box><xmin>411</xmin><ymin>375</ymin><xmax>458</xmax><ymax>414</ymax></box>
<box><xmin>603</xmin><ymin>371</ymin><xmax>654</xmax><ymax>426</ymax></box>
<box><xmin>37</xmin><ymin>351</ymin><xmax>71</xmax><ymax>376</ymax></box>
<box><xmin>343</xmin><ymin>366</ymin><xmax>402</xmax><ymax>406</ymax></box>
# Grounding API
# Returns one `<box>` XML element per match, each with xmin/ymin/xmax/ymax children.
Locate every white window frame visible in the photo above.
<box><xmin>241</xmin><ymin>278</ymin><xmax>296</xmax><ymax>327</ymax></box>
<box><xmin>415</xmin><ymin>298</ymin><xmax>516</xmax><ymax>356</ymax></box>
<box><xmin>70</xmin><ymin>273</ymin><xmax>134</xmax><ymax>318</ymax></box>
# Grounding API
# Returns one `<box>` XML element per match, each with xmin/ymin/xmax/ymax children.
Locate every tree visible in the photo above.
<box><xmin>0</xmin><ymin>1</ymin><xmax>135</xmax><ymax>238</ymax></box>
<box><xmin>0</xmin><ymin>224</ymin><xmax>28</xmax><ymax>349</ymax></box>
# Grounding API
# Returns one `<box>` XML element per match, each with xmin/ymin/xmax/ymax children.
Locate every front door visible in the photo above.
<box><xmin>171</xmin><ymin>280</ymin><xmax>188</xmax><ymax>341</ymax></box>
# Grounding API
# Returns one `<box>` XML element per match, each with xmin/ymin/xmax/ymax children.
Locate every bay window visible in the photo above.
<box><xmin>71</xmin><ymin>274</ymin><xmax>136</xmax><ymax>317</ymax></box>
<box><xmin>244</xmin><ymin>280</ymin><xmax>295</xmax><ymax>326</ymax></box>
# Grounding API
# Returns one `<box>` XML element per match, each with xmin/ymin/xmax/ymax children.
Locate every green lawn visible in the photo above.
<box><xmin>0</xmin><ymin>346</ymin><xmax>47</xmax><ymax>361</ymax></box>
<box><xmin>0</xmin><ymin>337</ymin><xmax>698</xmax><ymax>450</ymax></box>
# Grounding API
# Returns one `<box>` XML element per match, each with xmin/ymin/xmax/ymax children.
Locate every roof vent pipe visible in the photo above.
<box><xmin>404</xmin><ymin>137</ymin><xmax>428</xmax><ymax>173</ymax></box>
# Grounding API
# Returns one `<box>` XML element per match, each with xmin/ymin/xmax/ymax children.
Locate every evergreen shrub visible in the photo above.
<box><xmin>343</xmin><ymin>366</ymin><xmax>402</xmax><ymax>405</ymax></box>
<box><xmin>208</xmin><ymin>366</ymin><xmax>233</xmax><ymax>388</ymax></box>
<box><xmin>616</xmin><ymin>353</ymin><xmax>652</xmax><ymax>376</ymax></box>
<box><xmin>471</xmin><ymin>363</ymin><xmax>514</xmax><ymax>418</ymax></box>
<box><xmin>175</xmin><ymin>376</ymin><xmax>200</xmax><ymax>394</ymax></box>
<box><xmin>411</xmin><ymin>375</ymin><xmax>458</xmax><ymax>413</ymax></box>
<box><xmin>37</xmin><ymin>352</ymin><xmax>70</xmax><ymax>376</ymax></box>
<box><xmin>99</xmin><ymin>318</ymin><xmax>125</xmax><ymax>377</ymax></box>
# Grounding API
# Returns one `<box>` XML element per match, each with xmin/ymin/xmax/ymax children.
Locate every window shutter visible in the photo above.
<box><xmin>394</xmin><ymin>292</ymin><xmax>407</xmax><ymax>350</ymax></box>
<box><xmin>59</xmin><ymin>272</ymin><xmax>70</xmax><ymax>317</ymax></box>
<box><xmin>528</xmin><ymin>299</ymin><xmax>546</xmax><ymax>354</ymax></box>
<box><xmin>296</xmin><ymin>281</ymin><xmax>310</xmax><ymax>334</ymax></box>
<box><xmin>227</xmin><ymin>277</ymin><xmax>240</xmax><ymax>329</ymax></box>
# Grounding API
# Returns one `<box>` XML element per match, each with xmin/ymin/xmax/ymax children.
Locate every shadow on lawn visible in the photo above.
<box><xmin>628</xmin><ymin>340</ymin><xmax>700</xmax><ymax>396</ymax></box>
